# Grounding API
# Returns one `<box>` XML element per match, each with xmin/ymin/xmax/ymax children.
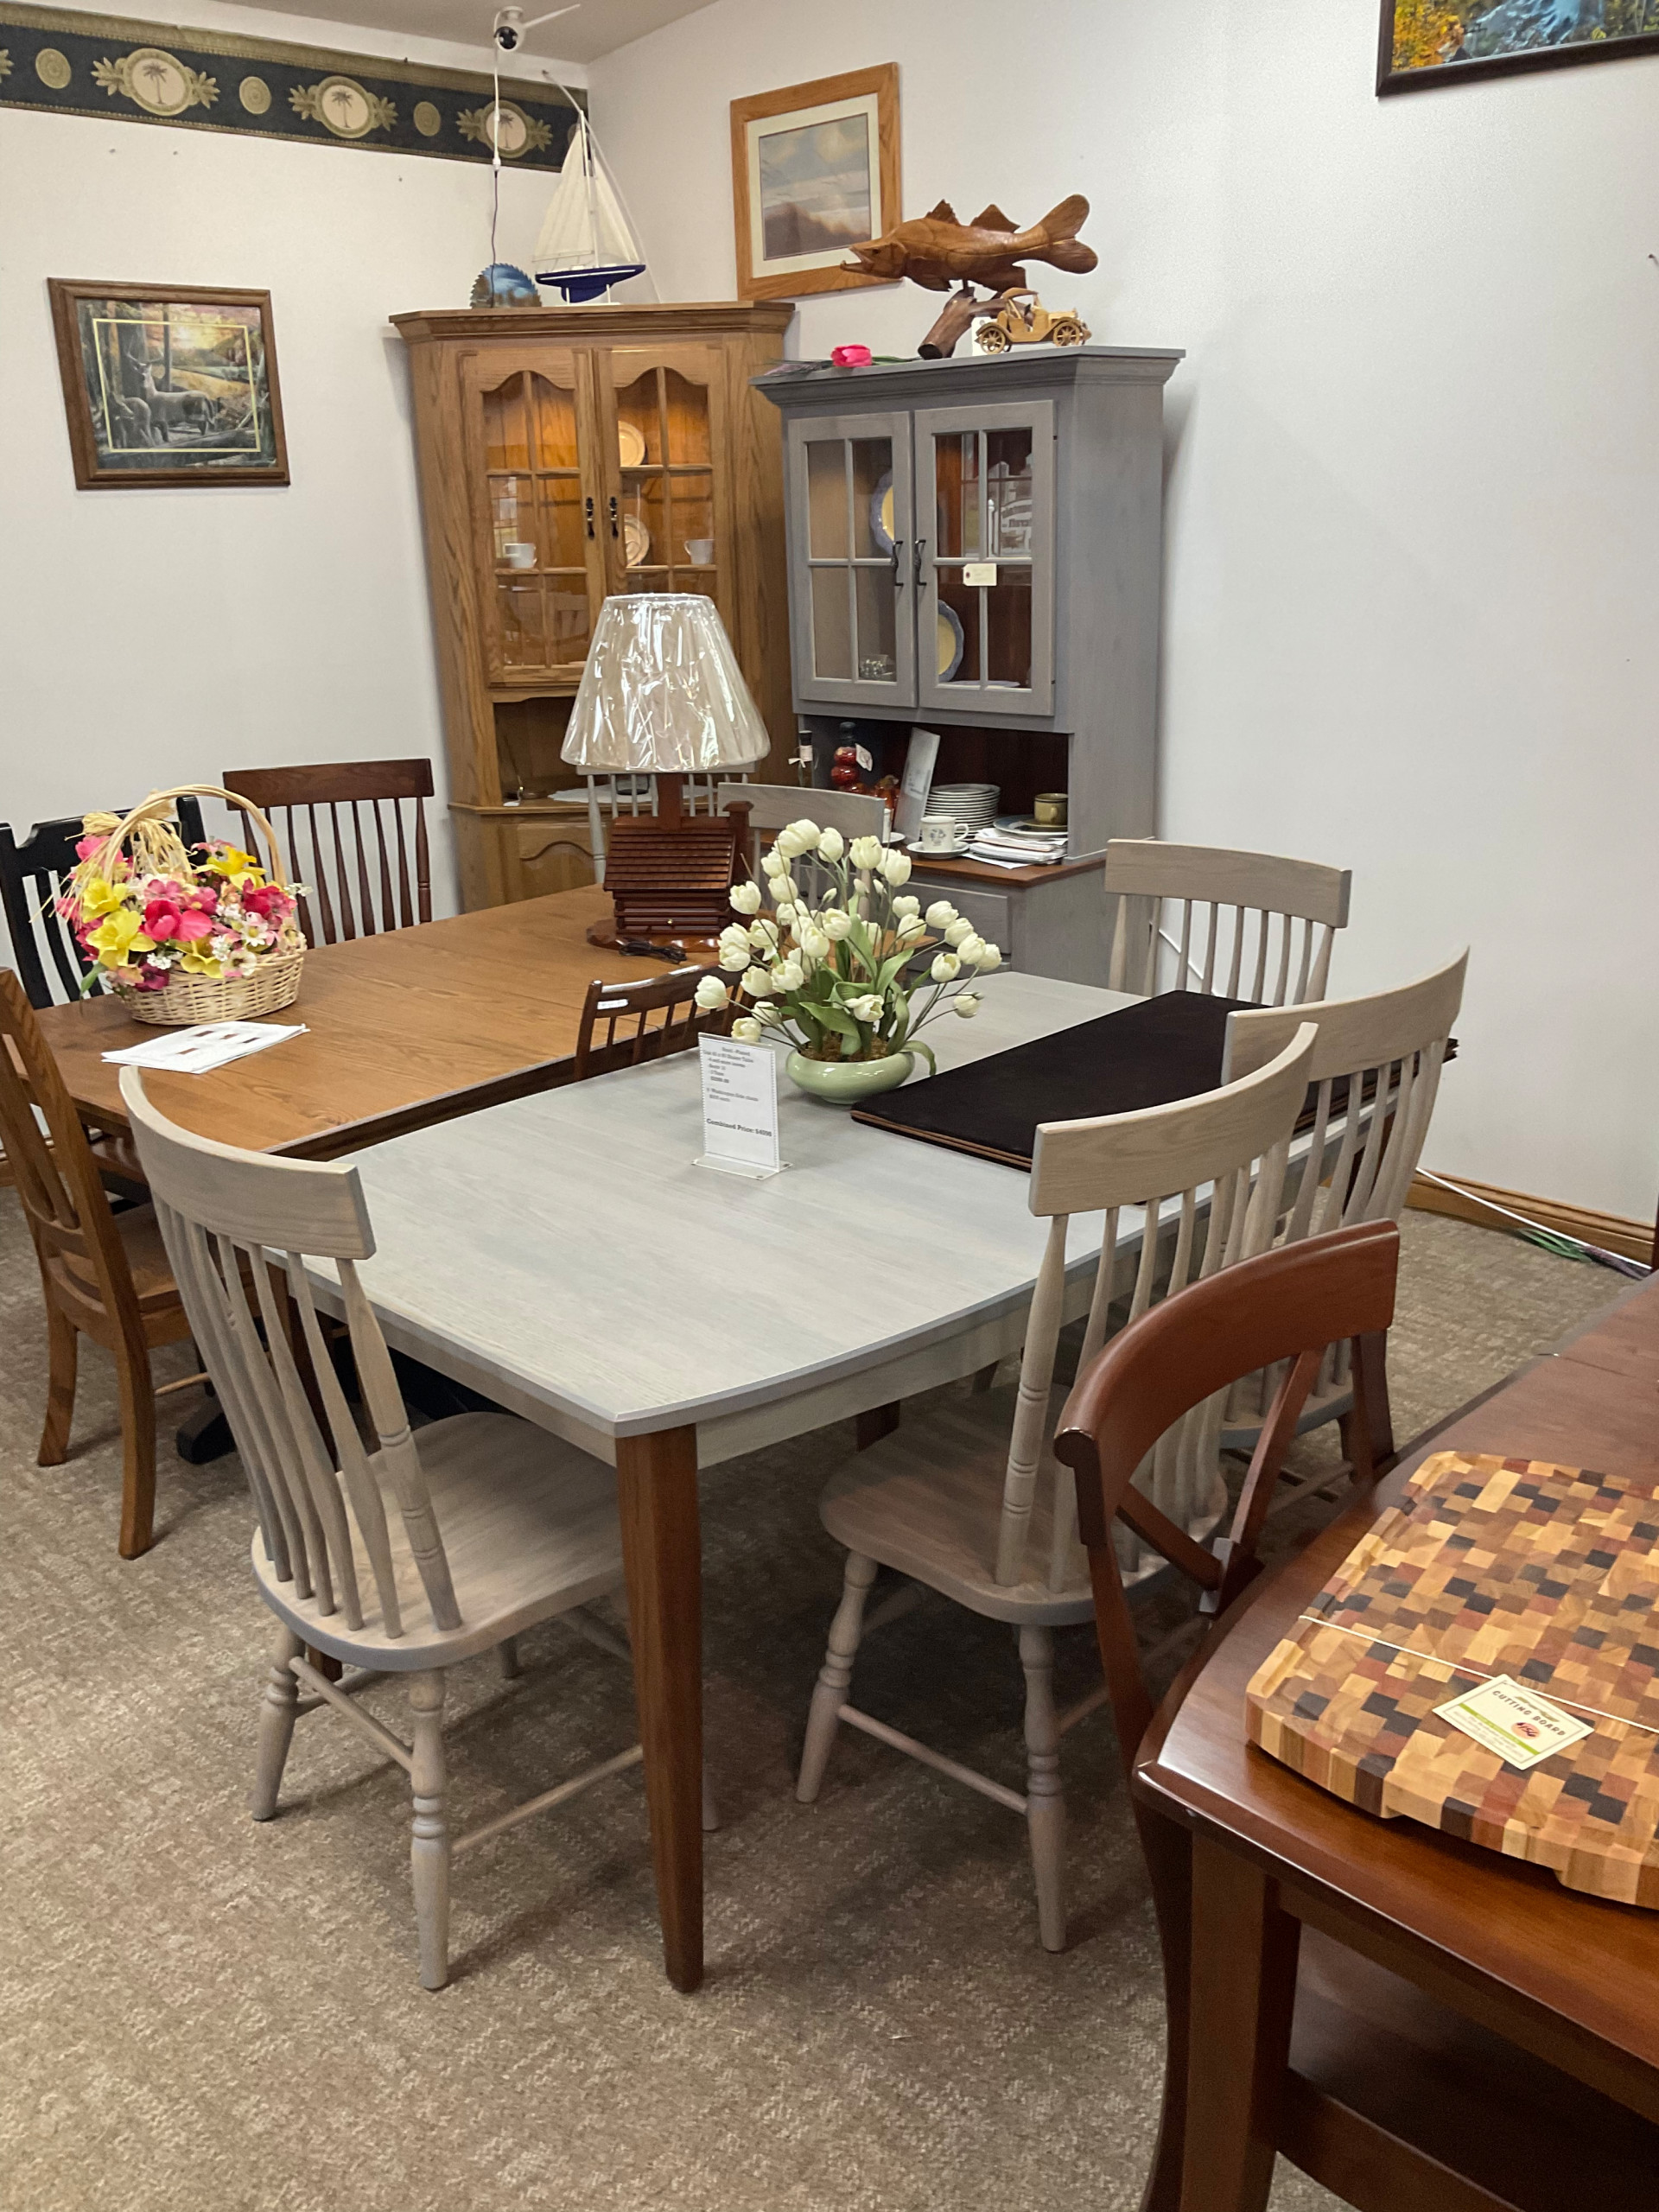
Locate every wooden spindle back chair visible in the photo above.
<box><xmin>573</xmin><ymin>965</ymin><xmax>730</xmax><ymax>1080</ymax></box>
<box><xmin>220</xmin><ymin>759</ymin><xmax>433</xmax><ymax>945</ymax></box>
<box><xmin>0</xmin><ymin>798</ymin><xmax>206</xmax><ymax>1007</ymax></box>
<box><xmin>0</xmin><ymin>969</ymin><xmax>198</xmax><ymax>1555</ymax></box>
<box><xmin>1103</xmin><ymin>839</ymin><xmax>1351</xmax><ymax>1006</ymax></box>
<box><xmin>118</xmin><ymin>1065</ymin><xmax>639</xmax><ymax>1991</ymax></box>
<box><xmin>1218</xmin><ymin>950</ymin><xmax>1467</xmax><ymax>1472</ymax></box>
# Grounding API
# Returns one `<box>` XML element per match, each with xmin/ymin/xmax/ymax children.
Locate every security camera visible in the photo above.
<box><xmin>493</xmin><ymin>7</ymin><xmax>523</xmax><ymax>51</ymax></box>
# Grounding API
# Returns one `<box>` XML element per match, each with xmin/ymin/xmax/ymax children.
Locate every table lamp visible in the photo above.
<box><xmin>563</xmin><ymin>594</ymin><xmax>769</xmax><ymax>949</ymax></box>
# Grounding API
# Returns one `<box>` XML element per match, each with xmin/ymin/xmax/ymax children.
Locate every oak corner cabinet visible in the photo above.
<box><xmin>393</xmin><ymin>301</ymin><xmax>796</xmax><ymax>911</ymax></box>
<box><xmin>759</xmin><ymin>346</ymin><xmax>1183</xmax><ymax>983</ymax></box>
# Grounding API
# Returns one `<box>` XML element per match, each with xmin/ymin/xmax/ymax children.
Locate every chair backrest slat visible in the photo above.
<box><xmin>120</xmin><ymin>1065</ymin><xmax>461</xmax><ymax>1637</ymax></box>
<box><xmin>222</xmin><ymin>760</ymin><xmax>435</xmax><ymax>946</ymax></box>
<box><xmin>1104</xmin><ymin>840</ymin><xmax>1351</xmax><ymax>1007</ymax></box>
<box><xmin>988</xmin><ymin>1023</ymin><xmax>1319</xmax><ymax>1592</ymax></box>
<box><xmin>1</xmin><ymin>799</ymin><xmax>206</xmax><ymax>1007</ymax></box>
<box><xmin>573</xmin><ymin>966</ymin><xmax>728</xmax><ymax>1080</ymax></box>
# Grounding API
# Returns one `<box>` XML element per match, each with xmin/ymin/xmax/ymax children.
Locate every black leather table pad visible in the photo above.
<box><xmin>852</xmin><ymin>992</ymin><xmax>1258</xmax><ymax>1169</ymax></box>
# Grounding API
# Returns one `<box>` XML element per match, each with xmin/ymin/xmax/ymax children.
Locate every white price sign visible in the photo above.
<box><xmin>696</xmin><ymin>1036</ymin><xmax>783</xmax><ymax>1180</ymax></box>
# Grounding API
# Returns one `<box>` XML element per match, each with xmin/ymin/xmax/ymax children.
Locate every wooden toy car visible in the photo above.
<box><xmin>974</xmin><ymin>289</ymin><xmax>1090</xmax><ymax>352</ymax></box>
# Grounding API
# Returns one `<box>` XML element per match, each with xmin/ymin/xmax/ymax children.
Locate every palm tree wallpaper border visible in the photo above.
<box><xmin>1379</xmin><ymin>2</ymin><xmax>1659</xmax><ymax>94</ymax></box>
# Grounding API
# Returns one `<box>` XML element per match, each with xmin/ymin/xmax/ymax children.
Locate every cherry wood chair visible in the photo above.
<box><xmin>118</xmin><ymin>1062</ymin><xmax>652</xmax><ymax>1993</ymax></box>
<box><xmin>1103</xmin><ymin>839</ymin><xmax>1351</xmax><ymax>1006</ymax></box>
<box><xmin>1217</xmin><ymin>951</ymin><xmax>1467</xmax><ymax>1484</ymax></box>
<box><xmin>1053</xmin><ymin>1219</ymin><xmax>1659</xmax><ymax>2212</ymax></box>
<box><xmin>0</xmin><ymin>969</ymin><xmax>202</xmax><ymax>1555</ymax></box>
<box><xmin>0</xmin><ymin>798</ymin><xmax>206</xmax><ymax>1008</ymax></box>
<box><xmin>220</xmin><ymin>759</ymin><xmax>432</xmax><ymax>946</ymax></box>
<box><xmin>572</xmin><ymin>965</ymin><xmax>729</xmax><ymax>1081</ymax></box>
<box><xmin>795</xmin><ymin>1021</ymin><xmax>1318</xmax><ymax>1950</ymax></box>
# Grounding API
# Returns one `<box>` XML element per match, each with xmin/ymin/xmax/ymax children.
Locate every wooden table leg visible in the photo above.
<box><xmin>1179</xmin><ymin>1833</ymin><xmax>1300</xmax><ymax>2212</ymax></box>
<box><xmin>615</xmin><ymin>1423</ymin><xmax>703</xmax><ymax>1993</ymax></box>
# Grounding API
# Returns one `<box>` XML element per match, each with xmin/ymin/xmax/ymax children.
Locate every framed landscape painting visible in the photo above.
<box><xmin>730</xmin><ymin>64</ymin><xmax>900</xmax><ymax>302</ymax></box>
<box><xmin>48</xmin><ymin>281</ymin><xmax>289</xmax><ymax>488</ymax></box>
<box><xmin>1379</xmin><ymin>2</ymin><xmax>1659</xmax><ymax>94</ymax></box>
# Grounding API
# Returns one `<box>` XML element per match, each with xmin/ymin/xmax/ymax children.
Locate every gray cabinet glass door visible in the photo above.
<box><xmin>785</xmin><ymin>410</ymin><xmax>917</xmax><ymax>712</ymax></box>
<box><xmin>914</xmin><ymin>399</ymin><xmax>1055</xmax><ymax>717</ymax></box>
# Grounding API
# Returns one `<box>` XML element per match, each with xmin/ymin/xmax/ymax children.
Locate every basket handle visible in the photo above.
<box><xmin>92</xmin><ymin>784</ymin><xmax>295</xmax><ymax>894</ymax></box>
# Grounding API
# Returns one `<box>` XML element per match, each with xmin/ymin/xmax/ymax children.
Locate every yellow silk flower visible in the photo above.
<box><xmin>86</xmin><ymin>910</ymin><xmax>155</xmax><ymax>968</ymax></box>
<box><xmin>79</xmin><ymin>877</ymin><xmax>125</xmax><ymax>919</ymax></box>
<box><xmin>203</xmin><ymin>847</ymin><xmax>264</xmax><ymax>887</ymax></box>
<box><xmin>178</xmin><ymin>942</ymin><xmax>225</xmax><ymax>977</ymax></box>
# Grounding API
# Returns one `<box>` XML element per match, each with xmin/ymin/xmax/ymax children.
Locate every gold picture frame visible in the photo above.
<box><xmin>48</xmin><ymin>279</ymin><xmax>289</xmax><ymax>489</ymax></box>
<box><xmin>730</xmin><ymin>64</ymin><xmax>900</xmax><ymax>302</ymax></box>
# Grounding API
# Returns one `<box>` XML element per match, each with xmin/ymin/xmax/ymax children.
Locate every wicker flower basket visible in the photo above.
<box><xmin>88</xmin><ymin>784</ymin><xmax>307</xmax><ymax>1027</ymax></box>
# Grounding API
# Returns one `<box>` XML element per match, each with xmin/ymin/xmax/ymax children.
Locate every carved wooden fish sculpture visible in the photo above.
<box><xmin>842</xmin><ymin>194</ymin><xmax>1097</xmax><ymax>294</ymax></box>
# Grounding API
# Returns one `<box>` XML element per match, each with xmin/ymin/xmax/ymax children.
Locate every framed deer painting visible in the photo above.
<box><xmin>48</xmin><ymin>281</ymin><xmax>289</xmax><ymax>488</ymax></box>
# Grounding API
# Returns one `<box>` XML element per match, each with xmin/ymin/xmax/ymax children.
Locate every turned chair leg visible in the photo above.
<box><xmin>38</xmin><ymin>1302</ymin><xmax>78</xmax><ymax>1466</ymax></box>
<box><xmin>498</xmin><ymin>1636</ymin><xmax>522</xmax><ymax>1681</ymax></box>
<box><xmin>115</xmin><ymin>1338</ymin><xmax>158</xmax><ymax>1560</ymax></box>
<box><xmin>408</xmin><ymin>1671</ymin><xmax>450</xmax><ymax>1992</ymax></box>
<box><xmin>251</xmin><ymin>1625</ymin><xmax>304</xmax><ymax>1820</ymax></box>
<box><xmin>798</xmin><ymin>1550</ymin><xmax>878</xmax><ymax>1803</ymax></box>
<box><xmin>1019</xmin><ymin>1624</ymin><xmax>1067</xmax><ymax>1952</ymax></box>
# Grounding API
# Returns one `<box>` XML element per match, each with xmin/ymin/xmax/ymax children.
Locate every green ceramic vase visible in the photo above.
<box><xmin>785</xmin><ymin>1049</ymin><xmax>915</xmax><ymax>1105</ymax></box>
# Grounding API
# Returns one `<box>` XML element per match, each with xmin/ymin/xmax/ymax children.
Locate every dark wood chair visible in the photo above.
<box><xmin>0</xmin><ymin>798</ymin><xmax>206</xmax><ymax>1008</ymax></box>
<box><xmin>219</xmin><ymin>759</ymin><xmax>433</xmax><ymax>946</ymax></box>
<box><xmin>1053</xmin><ymin>1219</ymin><xmax>1659</xmax><ymax>2212</ymax></box>
<box><xmin>572</xmin><ymin>966</ymin><xmax>729</xmax><ymax>1081</ymax></box>
<box><xmin>0</xmin><ymin>969</ymin><xmax>203</xmax><ymax>1556</ymax></box>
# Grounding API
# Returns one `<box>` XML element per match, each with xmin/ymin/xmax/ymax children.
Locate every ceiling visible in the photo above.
<box><xmin>236</xmin><ymin>0</ymin><xmax>717</xmax><ymax>65</ymax></box>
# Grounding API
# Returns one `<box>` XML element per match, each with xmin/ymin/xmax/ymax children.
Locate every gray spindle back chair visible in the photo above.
<box><xmin>221</xmin><ymin>759</ymin><xmax>433</xmax><ymax>945</ymax></box>
<box><xmin>1217</xmin><ymin>950</ymin><xmax>1468</xmax><ymax>1484</ymax></box>
<box><xmin>118</xmin><ymin>1065</ymin><xmax>640</xmax><ymax>1992</ymax></box>
<box><xmin>796</xmin><ymin>1022</ymin><xmax>1317</xmax><ymax>1951</ymax></box>
<box><xmin>1104</xmin><ymin>839</ymin><xmax>1351</xmax><ymax>1006</ymax></box>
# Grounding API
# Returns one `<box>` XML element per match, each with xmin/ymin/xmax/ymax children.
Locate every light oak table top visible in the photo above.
<box><xmin>32</xmin><ymin>885</ymin><xmax>671</xmax><ymax>1159</ymax></box>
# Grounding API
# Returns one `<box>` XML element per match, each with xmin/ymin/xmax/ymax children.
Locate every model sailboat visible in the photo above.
<box><xmin>534</xmin><ymin>112</ymin><xmax>645</xmax><ymax>301</ymax></box>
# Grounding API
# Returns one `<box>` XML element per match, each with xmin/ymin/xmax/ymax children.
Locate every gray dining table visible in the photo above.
<box><xmin>331</xmin><ymin>969</ymin><xmax>1140</xmax><ymax>1991</ymax></box>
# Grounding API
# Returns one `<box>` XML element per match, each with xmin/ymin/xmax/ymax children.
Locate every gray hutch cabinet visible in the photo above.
<box><xmin>760</xmin><ymin>346</ymin><xmax>1182</xmax><ymax>982</ymax></box>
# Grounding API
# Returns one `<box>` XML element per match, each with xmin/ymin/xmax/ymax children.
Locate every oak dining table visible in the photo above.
<box><xmin>1135</xmin><ymin>1275</ymin><xmax>1659</xmax><ymax>2209</ymax></box>
<box><xmin>31</xmin><ymin>883</ymin><xmax>671</xmax><ymax>1160</ymax></box>
<box><xmin>298</xmin><ymin>966</ymin><xmax>1146</xmax><ymax>1992</ymax></box>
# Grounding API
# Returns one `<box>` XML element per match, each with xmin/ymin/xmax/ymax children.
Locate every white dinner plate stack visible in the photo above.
<box><xmin>926</xmin><ymin>782</ymin><xmax>1000</xmax><ymax>832</ymax></box>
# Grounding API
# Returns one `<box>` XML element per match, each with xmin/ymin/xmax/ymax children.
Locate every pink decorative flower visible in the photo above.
<box><xmin>133</xmin><ymin>961</ymin><xmax>172</xmax><ymax>992</ymax></box>
<box><xmin>75</xmin><ymin>834</ymin><xmax>105</xmax><ymax>862</ymax></box>
<box><xmin>143</xmin><ymin>893</ymin><xmax>216</xmax><ymax>944</ymax></box>
<box><xmin>831</xmin><ymin>344</ymin><xmax>873</xmax><ymax>368</ymax></box>
<box><xmin>240</xmin><ymin>884</ymin><xmax>291</xmax><ymax>921</ymax></box>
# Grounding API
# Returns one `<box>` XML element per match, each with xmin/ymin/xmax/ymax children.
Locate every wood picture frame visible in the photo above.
<box><xmin>730</xmin><ymin>64</ymin><xmax>900</xmax><ymax>303</ymax></box>
<box><xmin>1377</xmin><ymin>3</ymin><xmax>1659</xmax><ymax>96</ymax></box>
<box><xmin>48</xmin><ymin>280</ymin><xmax>289</xmax><ymax>489</ymax></box>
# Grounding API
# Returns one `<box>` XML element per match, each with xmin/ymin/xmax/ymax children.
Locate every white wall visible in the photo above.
<box><xmin>0</xmin><ymin>1</ymin><xmax>581</xmax><ymax>925</ymax></box>
<box><xmin>591</xmin><ymin>0</ymin><xmax>1659</xmax><ymax>1219</ymax></box>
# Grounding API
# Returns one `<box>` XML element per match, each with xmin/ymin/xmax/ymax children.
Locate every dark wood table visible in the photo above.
<box><xmin>33</xmin><ymin>884</ymin><xmax>667</xmax><ymax>1160</ymax></box>
<box><xmin>1135</xmin><ymin>1279</ymin><xmax>1659</xmax><ymax>2209</ymax></box>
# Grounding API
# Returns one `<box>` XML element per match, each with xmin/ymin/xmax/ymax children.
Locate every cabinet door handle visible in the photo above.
<box><xmin>913</xmin><ymin>537</ymin><xmax>928</xmax><ymax>582</ymax></box>
<box><xmin>608</xmin><ymin>494</ymin><xmax>620</xmax><ymax>539</ymax></box>
<box><xmin>890</xmin><ymin>537</ymin><xmax>905</xmax><ymax>589</ymax></box>
<box><xmin>584</xmin><ymin>496</ymin><xmax>595</xmax><ymax>540</ymax></box>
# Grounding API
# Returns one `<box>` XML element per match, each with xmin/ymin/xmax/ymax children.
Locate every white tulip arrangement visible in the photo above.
<box><xmin>692</xmin><ymin>820</ymin><xmax>1004</xmax><ymax>1073</ymax></box>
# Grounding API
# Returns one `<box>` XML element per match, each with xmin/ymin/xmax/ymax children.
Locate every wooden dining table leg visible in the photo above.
<box><xmin>615</xmin><ymin>1423</ymin><xmax>704</xmax><ymax>1993</ymax></box>
<box><xmin>1179</xmin><ymin>1832</ymin><xmax>1300</xmax><ymax>2212</ymax></box>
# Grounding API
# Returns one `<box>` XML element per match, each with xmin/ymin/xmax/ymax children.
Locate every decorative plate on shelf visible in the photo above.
<box><xmin>618</xmin><ymin>421</ymin><xmax>647</xmax><ymax>468</ymax></box>
<box><xmin>937</xmin><ymin>602</ymin><xmax>964</xmax><ymax>680</ymax></box>
<box><xmin>870</xmin><ymin>472</ymin><xmax>895</xmax><ymax>555</ymax></box>
<box><xmin>623</xmin><ymin>515</ymin><xmax>651</xmax><ymax>567</ymax></box>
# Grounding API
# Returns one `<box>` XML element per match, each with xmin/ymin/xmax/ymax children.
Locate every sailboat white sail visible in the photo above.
<box><xmin>534</xmin><ymin>113</ymin><xmax>645</xmax><ymax>301</ymax></box>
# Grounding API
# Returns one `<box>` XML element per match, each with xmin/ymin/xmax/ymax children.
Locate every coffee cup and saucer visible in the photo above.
<box><xmin>918</xmin><ymin>814</ymin><xmax>973</xmax><ymax>857</ymax></box>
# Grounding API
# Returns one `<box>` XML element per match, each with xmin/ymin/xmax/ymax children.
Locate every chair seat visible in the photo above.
<box><xmin>820</xmin><ymin>1386</ymin><xmax>1098</xmax><ymax>1627</ymax></box>
<box><xmin>1287</xmin><ymin>1930</ymin><xmax>1659</xmax><ymax>2209</ymax></box>
<box><xmin>255</xmin><ymin>1411</ymin><xmax>624</xmax><ymax>1669</ymax></box>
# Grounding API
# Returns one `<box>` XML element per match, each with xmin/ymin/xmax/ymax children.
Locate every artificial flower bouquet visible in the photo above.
<box><xmin>58</xmin><ymin>786</ymin><xmax>307</xmax><ymax>1027</ymax></box>
<box><xmin>692</xmin><ymin>820</ymin><xmax>1003</xmax><ymax>1093</ymax></box>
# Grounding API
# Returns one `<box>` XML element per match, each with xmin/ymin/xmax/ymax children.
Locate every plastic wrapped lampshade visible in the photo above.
<box><xmin>561</xmin><ymin>594</ymin><xmax>769</xmax><ymax>775</ymax></box>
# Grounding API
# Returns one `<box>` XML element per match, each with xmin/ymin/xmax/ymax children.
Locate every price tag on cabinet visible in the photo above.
<box><xmin>962</xmin><ymin>563</ymin><xmax>998</xmax><ymax>588</ymax></box>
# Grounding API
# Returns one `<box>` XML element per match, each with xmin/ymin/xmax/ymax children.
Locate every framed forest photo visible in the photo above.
<box><xmin>730</xmin><ymin>64</ymin><xmax>900</xmax><ymax>302</ymax></box>
<box><xmin>1379</xmin><ymin>3</ymin><xmax>1659</xmax><ymax>94</ymax></box>
<box><xmin>48</xmin><ymin>281</ymin><xmax>289</xmax><ymax>488</ymax></box>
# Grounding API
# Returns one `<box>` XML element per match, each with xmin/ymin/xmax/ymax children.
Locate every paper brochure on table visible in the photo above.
<box><xmin>101</xmin><ymin>1021</ymin><xmax>308</xmax><ymax>1074</ymax></box>
<box><xmin>696</xmin><ymin>1036</ymin><xmax>783</xmax><ymax>1179</ymax></box>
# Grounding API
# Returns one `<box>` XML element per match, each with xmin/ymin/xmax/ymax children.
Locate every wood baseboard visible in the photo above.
<box><xmin>1407</xmin><ymin>1172</ymin><xmax>1654</xmax><ymax>1266</ymax></box>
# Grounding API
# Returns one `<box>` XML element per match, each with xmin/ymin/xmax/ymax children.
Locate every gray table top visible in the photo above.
<box><xmin>337</xmin><ymin>972</ymin><xmax>1141</xmax><ymax>1459</ymax></box>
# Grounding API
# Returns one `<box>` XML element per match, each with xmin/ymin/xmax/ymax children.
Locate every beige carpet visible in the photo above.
<box><xmin>0</xmin><ymin>1198</ymin><xmax>1618</xmax><ymax>2212</ymax></box>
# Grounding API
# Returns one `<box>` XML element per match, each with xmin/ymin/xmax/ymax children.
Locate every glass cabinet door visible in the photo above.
<box><xmin>914</xmin><ymin>399</ymin><xmax>1055</xmax><ymax>716</ymax></box>
<box><xmin>464</xmin><ymin>353</ymin><xmax>608</xmax><ymax>683</ymax></box>
<box><xmin>785</xmin><ymin>411</ymin><xmax>916</xmax><ymax>710</ymax></box>
<box><xmin>594</xmin><ymin>346</ymin><xmax>730</xmax><ymax>618</ymax></box>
